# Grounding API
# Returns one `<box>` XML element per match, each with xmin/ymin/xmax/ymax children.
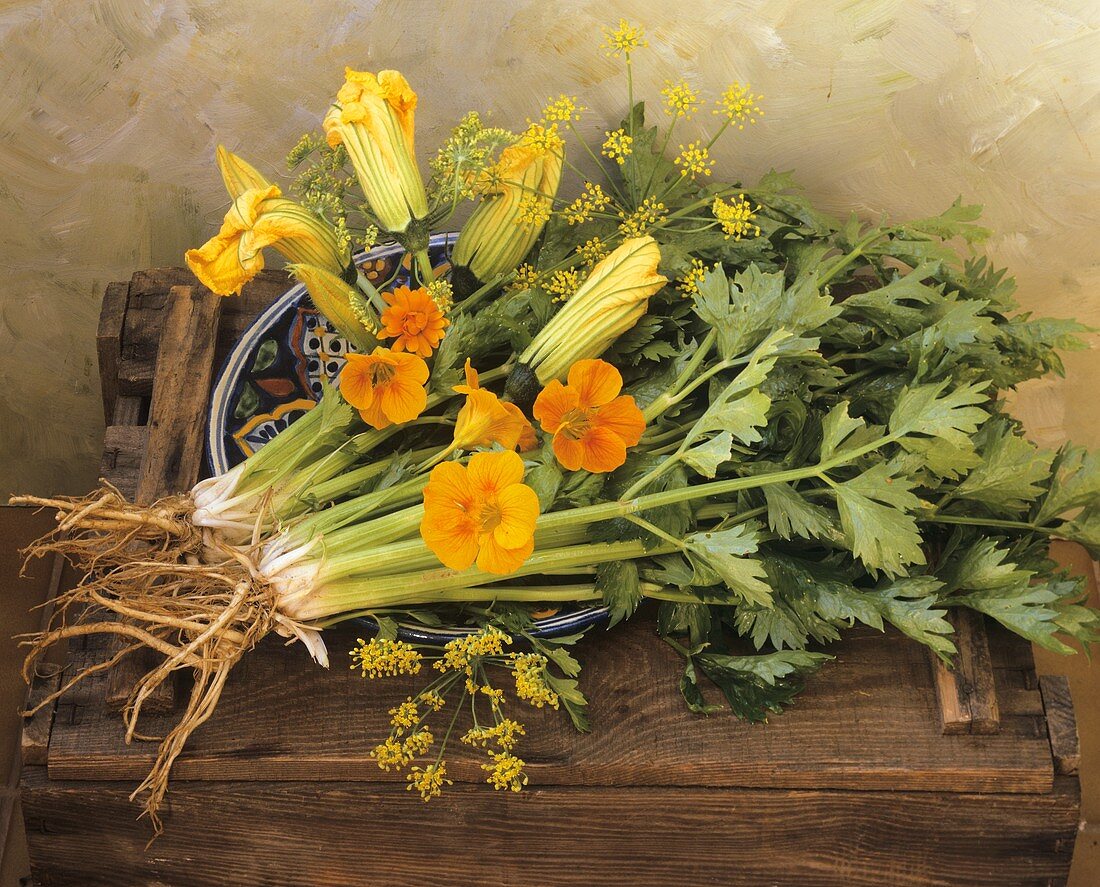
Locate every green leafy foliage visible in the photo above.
<box><xmin>692</xmin><ymin>649</ymin><xmax>832</xmax><ymax>722</ymax></box>
<box><xmin>596</xmin><ymin>560</ymin><xmax>643</xmax><ymax>627</ymax></box>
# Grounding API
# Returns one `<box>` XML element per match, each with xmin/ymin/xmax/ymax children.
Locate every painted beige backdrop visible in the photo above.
<box><xmin>0</xmin><ymin>0</ymin><xmax>1097</xmax><ymax>498</ymax></box>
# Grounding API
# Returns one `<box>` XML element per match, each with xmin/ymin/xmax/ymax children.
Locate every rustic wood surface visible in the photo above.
<box><xmin>1041</xmin><ymin>675</ymin><xmax>1082</xmax><ymax>777</ymax></box>
<box><xmin>20</xmin><ymin>770</ymin><xmax>1080</xmax><ymax>887</ymax></box>
<box><xmin>47</xmin><ymin>617</ymin><xmax>1054</xmax><ymax>794</ymax></box>
<box><xmin>17</xmin><ymin>266</ymin><xmax>1087</xmax><ymax>885</ymax></box>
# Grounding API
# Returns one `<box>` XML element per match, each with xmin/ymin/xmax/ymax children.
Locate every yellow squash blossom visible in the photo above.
<box><xmin>420</xmin><ymin>450</ymin><xmax>539</xmax><ymax>575</ymax></box>
<box><xmin>515</xmin><ymin>236</ymin><xmax>667</xmax><ymax>386</ymax></box>
<box><xmin>185</xmin><ymin>185</ymin><xmax>348</xmax><ymax>296</ymax></box>
<box><xmin>451</xmin><ymin>124</ymin><xmax>564</xmax><ymax>284</ymax></box>
<box><xmin>323</xmin><ymin>68</ymin><xmax>429</xmax><ymax>236</ymax></box>
<box><xmin>288</xmin><ymin>263</ymin><xmax>379</xmax><ymax>353</ymax></box>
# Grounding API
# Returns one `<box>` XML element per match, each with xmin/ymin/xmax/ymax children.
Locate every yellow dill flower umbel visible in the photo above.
<box><xmin>544</xmin><ymin>269</ymin><xmax>581</xmax><ymax>303</ymax></box>
<box><xmin>660</xmin><ymin>81</ymin><xmax>702</xmax><ymax>118</ymax></box>
<box><xmin>601</xmin><ymin>129</ymin><xmax>634</xmax><ymax>165</ymax></box>
<box><xmin>712</xmin><ymin>194</ymin><xmax>762</xmax><ymax>240</ymax></box>
<box><xmin>350</xmin><ymin>637</ymin><xmax>423</xmax><ymax>678</ymax></box>
<box><xmin>675</xmin><ymin>142</ymin><xmax>714</xmax><ymax>178</ymax></box>
<box><xmin>434</xmin><ymin>625</ymin><xmax>513</xmax><ymax>674</ymax></box>
<box><xmin>407</xmin><ymin>763</ymin><xmax>452</xmax><ymax>801</ymax></box>
<box><xmin>419</xmin><ymin>691</ymin><xmax>447</xmax><ymax>712</ymax></box>
<box><xmin>511</xmin><ymin>653</ymin><xmax>560</xmax><ymax>708</ymax></box>
<box><xmin>617</xmin><ymin>196</ymin><xmax>667</xmax><ymax>238</ymax></box>
<box><xmin>563</xmin><ymin>181</ymin><xmax>612</xmax><ymax>225</ymax></box>
<box><xmin>679</xmin><ymin>258</ymin><xmax>708</xmax><ymax>296</ymax></box>
<box><xmin>601</xmin><ymin>19</ymin><xmax>647</xmax><ymax>57</ymax></box>
<box><xmin>576</xmin><ymin>236</ymin><xmax>610</xmax><ymax>268</ymax></box>
<box><xmin>715</xmin><ymin>82</ymin><xmax>764</xmax><ymax>129</ymax></box>
<box><xmin>426</xmin><ymin>278</ymin><xmax>454</xmax><ymax>314</ymax></box>
<box><xmin>483</xmin><ymin>751</ymin><xmax>529</xmax><ymax>792</ymax></box>
<box><xmin>389</xmin><ymin>699</ymin><xmax>420</xmax><ymax>733</ymax></box>
<box><xmin>509</xmin><ymin>263</ymin><xmax>543</xmax><ymax>292</ymax></box>
<box><xmin>541</xmin><ymin>94</ymin><xmax>584</xmax><ymax>123</ymax></box>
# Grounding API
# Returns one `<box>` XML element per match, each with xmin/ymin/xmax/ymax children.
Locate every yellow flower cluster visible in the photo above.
<box><xmin>679</xmin><ymin>258</ymin><xmax>708</xmax><ymax>296</ymax></box>
<box><xmin>545</xmin><ymin>269</ymin><xmax>582</xmax><ymax>303</ymax></box>
<box><xmin>435</xmin><ymin>625</ymin><xmax>513</xmax><ymax>674</ymax></box>
<box><xmin>715</xmin><ymin>82</ymin><xmax>764</xmax><ymax>129</ymax></box>
<box><xmin>601</xmin><ymin>19</ymin><xmax>647</xmax><ymax>57</ymax></box>
<box><xmin>511</xmin><ymin>653</ymin><xmax>560</xmax><ymax>708</ymax></box>
<box><xmin>563</xmin><ymin>181</ymin><xmax>612</xmax><ymax>225</ymax></box>
<box><xmin>372</xmin><ymin>729</ymin><xmax>433</xmax><ymax>770</ymax></box>
<box><xmin>389</xmin><ymin>699</ymin><xmax>419</xmax><ymax>732</ymax></box>
<box><xmin>483</xmin><ymin>751</ymin><xmax>528</xmax><ymax>792</ymax></box>
<box><xmin>576</xmin><ymin>236</ymin><xmax>610</xmax><ymax>268</ymax></box>
<box><xmin>426</xmin><ymin>279</ymin><xmax>454</xmax><ymax>314</ymax></box>
<box><xmin>602</xmin><ymin>129</ymin><xmax>634</xmax><ymax>165</ymax></box>
<box><xmin>542</xmin><ymin>94</ymin><xmax>585</xmax><ymax>123</ymax></box>
<box><xmin>712</xmin><ymin>194</ymin><xmax>762</xmax><ymax>240</ymax></box>
<box><xmin>675</xmin><ymin>142</ymin><xmax>714</xmax><ymax>178</ymax></box>
<box><xmin>461</xmin><ymin>719</ymin><xmax>526</xmax><ymax>751</ymax></box>
<box><xmin>524</xmin><ymin>122</ymin><xmax>565</xmax><ymax>154</ymax></box>
<box><xmin>407</xmin><ymin>763</ymin><xmax>452</xmax><ymax>801</ymax></box>
<box><xmin>661</xmin><ymin>81</ymin><xmax>702</xmax><ymax>118</ymax></box>
<box><xmin>517</xmin><ymin>193</ymin><xmax>552</xmax><ymax>228</ymax></box>
<box><xmin>508</xmin><ymin>263</ymin><xmax>543</xmax><ymax>293</ymax></box>
<box><xmin>419</xmin><ymin>690</ymin><xmax>447</xmax><ymax>711</ymax></box>
<box><xmin>350</xmin><ymin>637</ymin><xmax>423</xmax><ymax>678</ymax></box>
<box><xmin>618</xmin><ymin>196</ymin><xmax>667</xmax><ymax>237</ymax></box>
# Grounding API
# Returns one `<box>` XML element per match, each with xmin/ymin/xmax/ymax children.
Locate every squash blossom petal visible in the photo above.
<box><xmin>323</xmin><ymin>68</ymin><xmax>429</xmax><ymax>237</ymax></box>
<box><xmin>185</xmin><ymin>185</ymin><xmax>349</xmax><ymax>296</ymax></box>
<box><xmin>451</xmin><ymin>124</ymin><xmax>564</xmax><ymax>288</ymax></box>
<box><xmin>508</xmin><ymin>236</ymin><xmax>667</xmax><ymax>397</ymax></box>
<box><xmin>215</xmin><ymin>145</ymin><xmax>272</xmax><ymax>199</ymax></box>
<box><xmin>420</xmin><ymin>450</ymin><xmax>539</xmax><ymax>575</ymax></box>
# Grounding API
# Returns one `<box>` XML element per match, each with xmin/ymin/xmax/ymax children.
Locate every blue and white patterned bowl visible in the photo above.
<box><xmin>206</xmin><ymin>233</ymin><xmax>609</xmax><ymax>642</ymax></box>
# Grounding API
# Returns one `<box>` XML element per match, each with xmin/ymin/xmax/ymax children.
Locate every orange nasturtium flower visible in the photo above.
<box><xmin>533</xmin><ymin>358</ymin><xmax>645</xmax><ymax>473</ymax></box>
<box><xmin>380</xmin><ymin>285</ymin><xmax>449</xmax><ymax>357</ymax></box>
<box><xmin>339</xmin><ymin>347</ymin><xmax>428</xmax><ymax>430</ymax></box>
<box><xmin>420</xmin><ymin>451</ymin><xmax>540</xmax><ymax>575</ymax></box>
<box><xmin>452</xmin><ymin>360</ymin><xmax>536</xmax><ymax>452</ymax></box>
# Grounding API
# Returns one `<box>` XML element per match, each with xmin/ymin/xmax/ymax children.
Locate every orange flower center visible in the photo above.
<box><xmin>559</xmin><ymin>407</ymin><xmax>596</xmax><ymax>440</ymax></box>
<box><xmin>401</xmin><ymin>310</ymin><xmax>428</xmax><ymax>335</ymax></box>
<box><xmin>477</xmin><ymin>499</ymin><xmax>503</xmax><ymax>533</ymax></box>
<box><xmin>370</xmin><ymin>362</ymin><xmax>396</xmax><ymax>385</ymax></box>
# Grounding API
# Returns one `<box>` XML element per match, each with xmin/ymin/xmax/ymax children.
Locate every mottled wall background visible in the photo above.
<box><xmin>1</xmin><ymin>0</ymin><xmax>1097</xmax><ymax>498</ymax></box>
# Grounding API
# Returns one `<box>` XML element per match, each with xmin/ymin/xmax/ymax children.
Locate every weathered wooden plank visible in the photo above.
<box><xmin>48</xmin><ymin>620</ymin><xmax>1055</xmax><ymax>794</ymax></box>
<box><xmin>95</xmin><ymin>280</ymin><xmax>128</xmax><ymax>425</ymax></box>
<box><xmin>21</xmin><ymin>770</ymin><xmax>1079</xmax><ymax>887</ymax></box>
<box><xmin>133</xmin><ymin>285</ymin><xmax>223</xmax><ymax>504</ymax></box>
<box><xmin>1040</xmin><ymin>675</ymin><xmax>1080</xmax><ymax>776</ymax></box>
<box><xmin>21</xmin><ymin>671</ymin><xmax>62</xmax><ymax>767</ymax></box>
<box><xmin>98</xmin><ymin>425</ymin><xmax>147</xmax><ymax>500</ymax></box>
<box><xmin>928</xmin><ymin>610</ymin><xmax>1001</xmax><ymax>735</ymax></box>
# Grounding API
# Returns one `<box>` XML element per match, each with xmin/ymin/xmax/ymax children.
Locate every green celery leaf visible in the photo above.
<box><xmin>1036</xmin><ymin>444</ymin><xmax>1100</xmax><ymax>524</ymax></box>
<box><xmin>681</xmin><ymin>431</ymin><xmax>734</xmax><ymax>478</ymax></box>
<box><xmin>682</xmin><ymin>522</ymin><xmax>773</xmax><ymax>606</ymax></box>
<box><xmin>867</xmin><ymin>577</ymin><xmax>955</xmax><ymax>660</ymax></box>
<box><xmin>694</xmin><ymin>649</ymin><xmax>832</xmax><ymax>722</ymax></box>
<box><xmin>889</xmin><ymin>379</ymin><xmax>989</xmax><ymax>449</ymax></box>
<box><xmin>833</xmin><ymin>463</ymin><xmax>926</xmax><ymax>577</ymax></box>
<box><xmin>596</xmin><ymin>560</ymin><xmax>643</xmax><ymax>628</ymax></box>
<box><xmin>762</xmin><ymin>483</ymin><xmax>841</xmax><ymax>543</ymax></box>
<box><xmin>954</xmin><ymin>419</ymin><xmax>1054</xmax><ymax>512</ymax></box>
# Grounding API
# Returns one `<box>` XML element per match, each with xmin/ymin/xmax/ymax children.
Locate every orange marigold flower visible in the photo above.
<box><xmin>380</xmin><ymin>285</ymin><xmax>449</xmax><ymax>357</ymax></box>
<box><xmin>340</xmin><ymin>347</ymin><xmax>429</xmax><ymax>430</ymax></box>
<box><xmin>452</xmin><ymin>360</ymin><xmax>537</xmax><ymax>452</ymax></box>
<box><xmin>420</xmin><ymin>451</ymin><xmax>540</xmax><ymax>575</ymax></box>
<box><xmin>533</xmin><ymin>358</ymin><xmax>645</xmax><ymax>473</ymax></box>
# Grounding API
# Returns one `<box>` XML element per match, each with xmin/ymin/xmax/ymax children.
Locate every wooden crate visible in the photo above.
<box><xmin>19</xmin><ymin>271</ymin><xmax>1085</xmax><ymax>886</ymax></box>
